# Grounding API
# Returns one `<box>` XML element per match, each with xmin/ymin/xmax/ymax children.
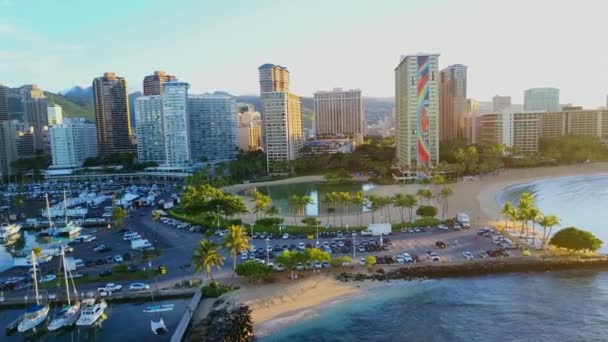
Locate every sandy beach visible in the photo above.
<box><xmin>223</xmin><ymin>273</ymin><xmax>381</xmax><ymax>336</ymax></box>
<box><xmin>221</xmin><ymin>163</ymin><xmax>608</xmax><ymax>334</ymax></box>
<box><xmin>227</xmin><ymin>162</ymin><xmax>608</xmax><ymax>228</ymax></box>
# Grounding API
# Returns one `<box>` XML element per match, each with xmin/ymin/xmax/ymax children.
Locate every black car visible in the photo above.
<box><xmin>85</xmin><ymin>260</ymin><xmax>95</xmax><ymax>267</ymax></box>
<box><xmin>95</xmin><ymin>259</ymin><xmax>105</xmax><ymax>265</ymax></box>
<box><xmin>435</xmin><ymin>241</ymin><xmax>447</xmax><ymax>248</ymax></box>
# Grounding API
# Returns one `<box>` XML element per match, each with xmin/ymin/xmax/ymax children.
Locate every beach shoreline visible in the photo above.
<box><xmin>226</xmin><ymin>162</ymin><xmax>608</xmax><ymax>228</ymax></box>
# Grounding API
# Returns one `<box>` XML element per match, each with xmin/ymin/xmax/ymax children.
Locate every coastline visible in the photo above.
<box><xmin>222</xmin><ymin>273</ymin><xmax>381</xmax><ymax>336</ymax></box>
<box><xmin>226</xmin><ymin>162</ymin><xmax>608</xmax><ymax>228</ymax></box>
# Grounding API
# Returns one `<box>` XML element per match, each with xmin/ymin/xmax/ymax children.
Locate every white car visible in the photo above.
<box><xmin>98</xmin><ymin>283</ymin><xmax>122</xmax><ymax>292</ymax></box>
<box><xmin>322</xmin><ymin>241</ymin><xmax>330</xmax><ymax>249</ymax></box>
<box><xmin>427</xmin><ymin>252</ymin><xmax>440</xmax><ymax>262</ymax></box>
<box><xmin>282</xmin><ymin>233</ymin><xmax>289</xmax><ymax>240</ymax></box>
<box><xmin>113</xmin><ymin>255</ymin><xmax>123</xmax><ymax>263</ymax></box>
<box><xmin>40</xmin><ymin>274</ymin><xmax>56</xmax><ymax>283</ymax></box>
<box><xmin>358</xmin><ymin>258</ymin><xmax>366</xmax><ymax>266</ymax></box>
<box><xmin>314</xmin><ymin>261</ymin><xmax>323</xmax><ymax>269</ymax></box>
<box><xmin>266</xmin><ymin>245</ymin><xmax>273</xmax><ymax>252</ymax></box>
<box><xmin>437</xmin><ymin>224</ymin><xmax>449</xmax><ymax>230</ymax></box>
<box><xmin>129</xmin><ymin>283</ymin><xmax>150</xmax><ymax>291</ymax></box>
<box><xmin>337</xmin><ymin>240</ymin><xmax>345</xmax><ymax>247</ymax></box>
<box><xmin>402</xmin><ymin>253</ymin><xmax>414</xmax><ymax>263</ymax></box>
<box><xmin>462</xmin><ymin>251</ymin><xmax>474</xmax><ymax>260</ymax></box>
<box><xmin>395</xmin><ymin>256</ymin><xmax>405</xmax><ymax>264</ymax></box>
<box><xmin>274</xmin><ymin>263</ymin><xmax>285</xmax><ymax>271</ymax></box>
<box><xmin>241</xmin><ymin>252</ymin><xmax>249</xmax><ymax>261</ymax></box>
<box><xmin>298</xmin><ymin>242</ymin><xmax>305</xmax><ymax>250</ymax></box>
<box><xmin>295</xmin><ymin>262</ymin><xmax>304</xmax><ymax>270</ymax></box>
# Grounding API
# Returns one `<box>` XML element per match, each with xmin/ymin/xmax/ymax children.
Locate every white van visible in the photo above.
<box><xmin>123</xmin><ymin>232</ymin><xmax>141</xmax><ymax>241</ymax></box>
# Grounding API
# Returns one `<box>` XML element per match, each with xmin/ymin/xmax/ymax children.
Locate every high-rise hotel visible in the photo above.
<box><xmin>258</xmin><ymin>64</ymin><xmax>303</xmax><ymax>175</ymax></box>
<box><xmin>439</xmin><ymin>64</ymin><xmax>468</xmax><ymax>142</ymax></box>
<box><xmin>313</xmin><ymin>88</ymin><xmax>364</xmax><ymax>144</ymax></box>
<box><xmin>395</xmin><ymin>53</ymin><xmax>440</xmax><ymax>175</ymax></box>
<box><xmin>92</xmin><ymin>72</ymin><xmax>135</xmax><ymax>156</ymax></box>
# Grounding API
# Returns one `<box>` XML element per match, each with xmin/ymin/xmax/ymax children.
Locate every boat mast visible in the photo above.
<box><xmin>45</xmin><ymin>193</ymin><xmax>53</xmax><ymax>230</ymax></box>
<box><xmin>32</xmin><ymin>251</ymin><xmax>40</xmax><ymax>306</ymax></box>
<box><xmin>61</xmin><ymin>247</ymin><xmax>71</xmax><ymax>305</ymax></box>
<box><xmin>63</xmin><ymin>189</ymin><xmax>68</xmax><ymax>225</ymax></box>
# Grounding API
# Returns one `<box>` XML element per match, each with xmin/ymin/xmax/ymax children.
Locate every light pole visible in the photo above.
<box><xmin>216</xmin><ymin>205</ymin><xmax>220</xmax><ymax>229</ymax></box>
<box><xmin>352</xmin><ymin>232</ymin><xmax>356</xmax><ymax>261</ymax></box>
<box><xmin>316</xmin><ymin>219</ymin><xmax>320</xmax><ymax>246</ymax></box>
<box><xmin>265</xmin><ymin>238</ymin><xmax>270</xmax><ymax>265</ymax></box>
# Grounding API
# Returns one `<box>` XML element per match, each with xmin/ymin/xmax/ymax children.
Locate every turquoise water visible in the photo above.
<box><xmin>262</xmin><ymin>271</ymin><xmax>608</xmax><ymax>342</ymax></box>
<box><xmin>242</xmin><ymin>182</ymin><xmax>375</xmax><ymax>217</ymax></box>
<box><xmin>260</xmin><ymin>174</ymin><xmax>608</xmax><ymax>341</ymax></box>
<box><xmin>498</xmin><ymin>174</ymin><xmax>608</xmax><ymax>251</ymax></box>
<box><xmin>0</xmin><ymin>298</ymin><xmax>188</xmax><ymax>341</ymax></box>
<box><xmin>0</xmin><ymin>231</ymin><xmax>76</xmax><ymax>273</ymax></box>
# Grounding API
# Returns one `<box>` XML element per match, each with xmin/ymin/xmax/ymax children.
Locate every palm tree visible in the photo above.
<box><xmin>536</xmin><ymin>214</ymin><xmax>560</xmax><ymax>249</ymax></box>
<box><xmin>416</xmin><ymin>188</ymin><xmax>434</xmax><ymax>205</ymax></box>
<box><xmin>438</xmin><ymin>187</ymin><xmax>453</xmax><ymax>219</ymax></box>
<box><xmin>288</xmin><ymin>195</ymin><xmax>313</xmax><ymax>225</ymax></box>
<box><xmin>323</xmin><ymin>192</ymin><xmax>338</xmax><ymax>226</ymax></box>
<box><xmin>381</xmin><ymin>196</ymin><xmax>393</xmax><ymax>223</ymax></box>
<box><xmin>224</xmin><ymin>225</ymin><xmax>250</xmax><ymax>271</ymax></box>
<box><xmin>251</xmin><ymin>190</ymin><xmax>272</xmax><ymax>220</ymax></box>
<box><xmin>152</xmin><ymin>210</ymin><xmax>162</xmax><ymax>247</ymax></box>
<box><xmin>402</xmin><ymin>194</ymin><xmax>418</xmax><ymax>223</ymax></box>
<box><xmin>350</xmin><ymin>191</ymin><xmax>366</xmax><ymax>227</ymax></box>
<box><xmin>336</xmin><ymin>192</ymin><xmax>352</xmax><ymax>227</ymax></box>
<box><xmin>366</xmin><ymin>195</ymin><xmax>382</xmax><ymax>224</ymax></box>
<box><xmin>517</xmin><ymin>192</ymin><xmax>536</xmax><ymax>237</ymax></box>
<box><xmin>392</xmin><ymin>194</ymin><xmax>409</xmax><ymax>223</ymax></box>
<box><xmin>112</xmin><ymin>206</ymin><xmax>128</xmax><ymax>228</ymax></box>
<box><xmin>501</xmin><ymin>202</ymin><xmax>514</xmax><ymax>229</ymax></box>
<box><xmin>192</xmin><ymin>240</ymin><xmax>224</xmax><ymax>280</ymax></box>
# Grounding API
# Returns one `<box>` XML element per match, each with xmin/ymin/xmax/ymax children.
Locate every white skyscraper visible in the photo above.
<box><xmin>395</xmin><ymin>53</ymin><xmax>440</xmax><ymax>174</ymax></box>
<box><xmin>135</xmin><ymin>95</ymin><xmax>165</xmax><ymax>164</ymax></box>
<box><xmin>49</xmin><ymin>118</ymin><xmax>98</xmax><ymax>168</ymax></box>
<box><xmin>47</xmin><ymin>104</ymin><xmax>63</xmax><ymax>126</ymax></box>
<box><xmin>162</xmin><ymin>81</ymin><xmax>191</xmax><ymax>167</ymax></box>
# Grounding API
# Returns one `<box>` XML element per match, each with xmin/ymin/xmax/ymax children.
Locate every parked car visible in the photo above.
<box><xmin>282</xmin><ymin>233</ymin><xmax>289</xmax><ymax>240</ymax></box>
<box><xmin>462</xmin><ymin>251</ymin><xmax>474</xmax><ymax>260</ymax></box>
<box><xmin>129</xmin><ymin>283</ymin><xmax>150</xmax><ymax>291</ymax></box>
<box><xmin>426</xmin><ymin>251</ymin><xmax>440</xmax><ymax>262</ymax></box>
<box><xmin>114</xmin><ymin>255</ymin><xmax>123</xmax><ymax>263</ymax></box>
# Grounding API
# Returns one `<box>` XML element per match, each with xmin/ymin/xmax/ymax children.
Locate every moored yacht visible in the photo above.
<box><xmin>18</xmin><ymin>251</ymin><xmax>50</xmax><ymax>333</ymax></box>
<box><xmin>48</xmin><ymin>247</ymin><xmax>81</xmax><ymax>331</ymax></box>
<box><xmin>0</xmin><ymin>222</ymin><xmax>21</xmax><ymax>239</ymax></box>
<box><xmin>75</xmin><ymin>298</ymin><xmax>107</xmax><ymax>326</ymax></box>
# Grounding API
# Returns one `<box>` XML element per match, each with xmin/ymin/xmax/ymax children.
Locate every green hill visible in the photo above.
<box><xmin>45</xmin><ymin>92</ymin><xmax>95</xmax><ymax>122</ymax></box>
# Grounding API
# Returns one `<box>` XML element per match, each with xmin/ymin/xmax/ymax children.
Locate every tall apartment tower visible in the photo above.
<box><xmin>492</xmin><ymin>95</ymin><xmax>511</xmax><ymax>112</ymax></box>
<box><xmin>143</xmin><ymin>71</ymin><xmax>176</xmax><ymax>96</ymax></box>
<box><xmin>524</xmin><ymin>87</ymin><xmax>560</xmax><ymax>111</ymax></box>
<box><xmin>49</xmin><ymin>118</ymin><xmax>98</xmax><ymax>168</ymax></box>
<box><xmin>47</xmin><ymin>104</ymin><xmax>63</xmax><ymax>126</ymax></box>
<box><xmin>258</xmin><ymin>64</ymin><xmax>290</xmax><ymax>93</ymax></box>
<box><xmin>439</xmin><ymin>65</ymin><xmax>468</xmax><ymax>142</ymax></box>
<box><xmin>0</xmin><ymin>84</ymin><xmax>8</xmax><ymax>121</ymax></box>
<box><xmin>188</xmin><ymin>92</ymin><xmax>237</xmax><ymax>163</ymax></box>
<box><xmin>92</xmin><ymin>72</ymin><xmax>135</xmax><ymax>156</ymax></box>
<box><xmin>258</xmin><ymin>63</ymin><xmax>303</xmax><ymax>174</ymax></box>
<box><xmin>20</xmin><ymin>84</ymin><xmax>49</xmax><ymax>155</ymax></box>
<box><xmin>0</xmin><ymin>120</ymin><xmax>17</xmax><ymax>178</ymax></box>
<box><xmin>395</xmin><ymin>54</ymin><xmax>440</xmax><ymax>174</ymax></box>
<box><xmin>134</xmin><ymin>95</ymin><xmax>165</xmax><ymax>164</ymax></box>
<box><xmin>314</xmin><ymin>88</ymin><xmax>364</xmax><ymax>144</ymax></box>
<box><xmin>162</xmin><ymin>81</ymin><xmax>191</xmax><ymax>167</ymax></box>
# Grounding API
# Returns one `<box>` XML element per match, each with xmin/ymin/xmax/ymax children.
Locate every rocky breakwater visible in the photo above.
<box><xmin>189</xmin><ymin>299</ymin><xmax>255</xmax><ymax>342</ymax></box>
<box><xmin>335</xmin><ymin>256</ymin><xmax>608</xmax><ymax>282</ymax></box>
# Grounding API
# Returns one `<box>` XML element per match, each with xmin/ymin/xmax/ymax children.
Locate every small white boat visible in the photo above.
<box><xmin>151</xmin><ymin>317</ymin><xmax>168</xmax><ymax>335</ymax></box>
<box><xmin>0</xmin><ymin>223</ymin><xmax>21</xmax><ymax>239</ymax></box>
<box><xmin>48</xmin><ymin>247</ymin><xmax>81</xmax><ymax>331</ymax></box>
<box><xmin>143</xmin><ymin>304</ymin><xmax>174</xmax><ymax>313</ymax></box>
<box><xmin>18</xmin><ymin>251</ymin><xmax>49</xmax><ymax>333</ymax></box>
<box><xmin>75</xmin><ymin>299</ymin><xmax>107</xmax><ymax>326</ymax></box>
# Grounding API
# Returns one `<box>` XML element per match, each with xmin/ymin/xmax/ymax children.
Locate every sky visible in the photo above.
<box><xmin>0</xmin><ymin>0</ymin><xmax>607</xmax><ymax>107</ymax></box>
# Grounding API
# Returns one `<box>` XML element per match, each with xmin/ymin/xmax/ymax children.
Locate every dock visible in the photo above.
<box><xmin>170</xmin><ymin>286</ymin><xmax>202</xmax><ymax>342</ymax></box>
<box><xmin>0</xmin><ymin>287</ymin><xmax>196</xmax><ymax>309</ymax></box>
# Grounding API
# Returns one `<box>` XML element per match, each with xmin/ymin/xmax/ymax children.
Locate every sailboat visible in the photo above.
<box><xmin>48</xmin><ymin>247</ymin><xmax>81</xmax><ymax>331</ymax></box>
<box><xmin>18</xmin><ymin>251</ymin><xmax>50</xmax><ymax>333</ymax></box>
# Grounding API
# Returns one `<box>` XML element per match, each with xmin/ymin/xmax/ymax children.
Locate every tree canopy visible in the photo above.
<box><xmin>416</xmin><ymin>205</ymin><xmax>438</xmax><ymax>219</ymax></box>
<box><xmin>549</xmin><ymin>227</ymin><xmax>602</xmax><ymax>252</ymax></box>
